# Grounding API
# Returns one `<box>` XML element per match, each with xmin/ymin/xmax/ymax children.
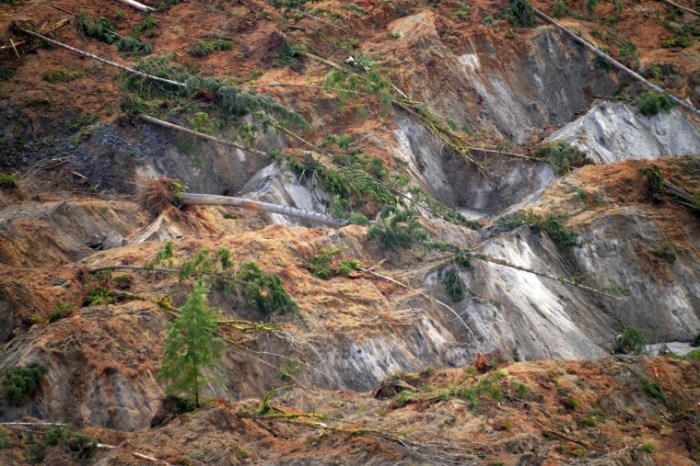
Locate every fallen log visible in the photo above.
<box><xmin>179</xmin><ymin>193</ymin><xmax>349</xmax><ymax>228</ymax></box>
<box><xmin>139</xmin><ymin>114</ymin><xmax>268</xmax><ymax>157</ymax></box>
<box><xmin>659</xmin><ymin>0</ymin><xmax>700</xmax><ymax>17</ymax></box>
<box><xmin>534</xmin><ymin>9</ymin><xmax>700</xmax><ymax>117</ymax></box>
<box><xmin>117</xmin><ymin>0</ymin><xmax>156</xmax><ymax>12</ymax></box>
<box><xmin>16</xmin><ymin>29</ymin><xmax>186</xmax><ymax>89</ymax></box>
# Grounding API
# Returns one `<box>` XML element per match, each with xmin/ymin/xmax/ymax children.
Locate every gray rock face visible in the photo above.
<box><xmin>390</xmin><ymin>12</ymin><xmax>617</xmax><ymax>144</ymax></box>
<box><xmin>546</xmin><ymin>102</ymin><xmax>700</xmax><ymax>163</ymax></box>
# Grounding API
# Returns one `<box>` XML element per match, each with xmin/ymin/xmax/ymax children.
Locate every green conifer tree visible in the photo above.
<box><xmin>159</xmin><ymin>280</ymin><xmax>223</xmax><ymax>407</ymax></box>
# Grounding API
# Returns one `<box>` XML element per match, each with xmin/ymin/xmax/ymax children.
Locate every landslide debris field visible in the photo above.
<box><xmin>0</xmin><ymin>0</ymin><xmax>699</xmax><ymax>464</ymax></box>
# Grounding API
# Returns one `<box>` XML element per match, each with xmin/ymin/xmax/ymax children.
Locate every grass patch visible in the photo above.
<box><xmin>617</xmin><ymin>327</ymin><xmax>650</xmax><ymax>355</ymax></box>
<box><xmin>303</xmin><ymin>247</ymin><xmax>361</xmax><ymax>279</ymax></box>
<box><xmin>0</xmin><ymin>66</ymin><xmax>17</xmax><ymax>81</ymax></box>
<box><xmin>640</xmin><ymin>374</ymin><xmax>666</xmax><ymax>403</ymax></box>
<box><xmin>49</xmin><ymin>303</ymin><xmax>75</xmax><ymax>322</ymax></box>
<box><xmin>187</xmin><ymin>39</ymin><xmax>233</xmax><ymax>57</ymax></box>
<box><xmin>42</xmin><ymin>68</ymin><xmax>85</xmax><ymax>83</ymax></box>
<box><xmin>0</xmin><ymin>173</ymin><xmax>18</xmax><ymax>189</ymax></box>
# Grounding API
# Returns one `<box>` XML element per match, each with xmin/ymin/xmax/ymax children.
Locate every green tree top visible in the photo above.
<box><xmin>159</xmin><ymin>280</ymin><xmax>224</xmax><ymax>407</ymax></box>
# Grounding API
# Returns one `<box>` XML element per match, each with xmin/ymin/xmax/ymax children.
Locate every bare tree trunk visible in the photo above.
<box><xmin>658</xmin><ymin>0</ymin><xmax>700</xmax><ymax>17</ymax></box>
<box><xmin>534</xmin><ymin>9</ymin><xmax>700</xmax><ymax>117</ymax></box>
<box><xmin>180</xmin><ymin>193</ymin><xmax>349</xmax><ymax>228</ymax></box>
<box><xmin>117</xmin><ymin>0</ymin><xmax>156</xmax><ymax>12</ymax></box>
<box><xmin>17</xmin><ymin>29</ymin><xmax>186</xmax><ymax>89</ymax></box>
<box><xmin>139</xmin><ymin>114</ymin><xmax>268</xmax><ymax>157</ymax></box>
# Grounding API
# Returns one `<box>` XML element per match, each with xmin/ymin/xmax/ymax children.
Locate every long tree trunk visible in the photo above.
<box><xmin>534</xmin><ymin>9</ymin><xmax>700</xmax><ymax>117</ymax></box>
<box><xmin>658</xmin><ymin>0</ymin><xmax>700</xmax><ymax>17</ymax></box>
<box><xmin>118</xmin><ymin>0</ymin><xmax>156</xmax><ymax>12</ymax></box>
<box><xmin>139</xmin><ymin>114</ymin><xmax>268</xmax><ymax>157</ymax></box>
<box><xmin>179</xmin><ymin>193</ymin><xmax>349</xmax><ymax>228</ymax></box>
<box><xmin>17</xmin><ymin>29</ymin><xmax>186</xmax><ymax>89</ymax></box>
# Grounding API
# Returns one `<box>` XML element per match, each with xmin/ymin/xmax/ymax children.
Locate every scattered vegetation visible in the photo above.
<box><xmin>159</xmin><ymin>280</ymin><xmax>224</xmax><ymax>407</ymax></box>
<box><xmin>0</xmin><ymin>65</ymin><xmax>16</xmax><ymax>81</ymax></box>
<box><xmin>648</xmin><ymin>244</ymin><xmax>676</xmax><ymax>264</ymax></box>
<box><xmin>49</xmin><ymin>303</ymin><xmax>75</xmax><ymax>322</ymax></box>
<box><xmin>83</xmin><ymin>287</ymin><xmax>116</xmax><ymax>306</ymax></box>
<box><xmin>661</xmin><ymin>35</ymin><xmax>692</xmax><ymax>48</ymax></box>
<box><xmin>502</xmin><ymin>0</ymin><xmax>536</xmax><ymax>28</ymax></box>
<box><xmin>187</xmin><ymin>38</ymin><xmax>233</xmax><ymax>57</ymax></box>
<box><xmin>497</xmin><ymin>211</ymin><xmax>578</xmax><ymax>246</ymax></box>
<box><xmin>639</xmin><ymin>374</ymin><xmax>666</xmax><ymax>403</ymax></box>
<box><xmin>368</xmin><ymin>208</ymin><xmax>428</xmax><ymax>250</ymax></box>
<box><xmin>42</xmin><ymin>426</ymin><xmax>98</xmax><ymax>462</ymax></box>
<box><xmin>617</xmin><ymin>327</ymin><xmax>650</xmax><ymax>355</ymax></box>
<box><xmin>0</xmin><ymin>173</ymin><xmax>18</xmax><ymax>189</ymax></box>
<box><xmin>304</xmin><ymin>247</ymin><xmax>362</xmax><ymax>279</ymax></box>
<box><xmin>534</xmin><ymin>141</ymin><xmax>592</xmax><ymax>176</ymax></box>
<box><xmin>0</xmin><ymin>364</ymin><xmax>47</xmax><ymax>406</ymax></box>
<box><xmin>76</xmin><ymin>13</ymin><xmax>153</xmax><ymax>56</ymax></box>
<box><xmin>42</xmin><ymin>68</ymin><xmax>85</xmax><ymax>83</ymax></box>
<box><xmin>638</xmin><ymin>92</ymin><xmax>675</xmax><ymax>116</ymax></box>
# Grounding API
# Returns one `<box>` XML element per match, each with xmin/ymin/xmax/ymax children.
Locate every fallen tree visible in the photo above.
<box><xmin>534</xmin><ymin>8</ymin><xmax>700</xmax><ymax>117</ymax></box>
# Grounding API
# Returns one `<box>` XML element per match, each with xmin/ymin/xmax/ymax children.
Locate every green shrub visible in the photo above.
<box><xmin>0</xmin><ymin>173</ymin><xmax>18</xmax><ymax>189</ymax></box>
<box><xmin>648</xmin><ymin>245</ymin><xmax>676</xmax><ymax>264</ymax></box>
<box><xmin>618</xmin><ymin>327</ymin><xmax>650</xmax><ymax>355</ymax></box>
<box><xmin>0</xmin><ymin>364</ymin><xmax>47</xmax><ymax>406</ymax></box>
<box><xmin>0</xmin><ymin>66</ymin><xmax>16</xmax><ymax>82</ymax></box>
<box><xmin>368</xmin><ymin>208</ymin><xmax>428</xmax><ymax>249</ymax></box>
<box><xmin>237</xmin><ymin>262</ymin><xmax>298</xmax><ymax>316</ymax></box>
<box><xmin>553</xmin><ymin>0</ymin><xmax>567</xmax><ymax>17</ymax></box>
<box><xmin>116</xmin><ymin>37</ymin><xmax>154</xmax><ymax>55</ymax></box>
<box><xmin>304</xmin><ymin>247</ymin><xmax>361</xmax><ymax>279</ymax></box>
<box><xmin>83</xmin><ymin>287</ymin><xmax>116</xmax><ymax>306</ymax></box>
<box><xmin>640</xmin><ymin>441</ymin><xmax>655</xmax><ymax>454</ymax></box>
<box><xmin>497</xmin><ymin>211</ymin><xmax>578</xmax><ymax>246</ymax></box>
<box><xmin>593</xmin><ymin>47</ymin><xmax>612</xmax><ymax>70</ymax></box>
<box><xmin>638</xmin><ymin>92</ymin><xmax>675</xmax><ymax>116</ymax></box>
<box><xmin>187</xmin><ymin>39</ymin><xmax>233</xmax><ymax>57</ymax></box>
<box><xmin>662</xmin><ymin>35</ymin><xmax>692</xmax><ymax>48</ymax></box>
<box><xmin>49</xmin><ymin>302</ymin><xmax>75</xmax><ymax>322</ymax></box>
<box><xmin>42</xmin><ymin>68</ymin><xmax>85</xmax><ymax>83</ymax></box>
<box><xmin>534</xmin><ymin>141</ymin><xmax>592</xmax><ymax>176</ymax></box>
<box><xmin>640</xmin><ymin>374</ymin><xmax>666</xmax><ymax>403</ymax></box>
<box><xmin>502</xmin><ymin>0</ymin><xmax>536</xmax><ymax>27</ymax></box>
<box><xmin>442</xmin><ymin>267</ymin><xmax>464</xmax><ymax>302</ymax></box>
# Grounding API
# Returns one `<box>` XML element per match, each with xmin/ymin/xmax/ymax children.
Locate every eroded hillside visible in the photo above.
<box><xmin>0</xmin><ymin>0</ymin><xmax>699</xmax><ymax>464</ymax></box>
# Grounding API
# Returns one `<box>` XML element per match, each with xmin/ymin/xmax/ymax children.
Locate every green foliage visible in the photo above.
<box><xmin>586</xmin><ymin>0</ymin><xmax>599</xmax><ymax>15</ymax></box>
<box><xmin>553</xmin><ymin>0</ymin><xmax>567</xmax><ymax>17</ymax></box>
<box><xmin>159</xmin><ymin>281</ymin><xmax>223</xmax><ymax>407</ymax></box>
<box><xmin>0</xmin><ymin>364</ymin><xmax>47</xmax><ymax>406</ymax></box>
<box><xmin>640</xmin><ymin>166</ymin><xmax>664</xmax><ymax>193</ymax></box>
<box><xmin>442</xmin><ymin>267</ymin><xmax>464</xmax><ymax>302</ymax></box>
<box><xmin>497</xmin><ymin>211</ymin><xmax>578</xmax><ymax>246</ymax></box>
<box><xmin>187</xmin><ymin>39</ymin><xmax>233</xmax><ymax>57</ymax></box>
<box><xmin>42</xmin><ymin>427</ymin><xmax>97</xmax><ymax>461</ymax></box>
<box><xmin>76</xmin><ymin>13</ymin><xmax>152</xmax><ymax>55</ymax></box>
<box><xmin>84</xmin><ymin>287</ymin><xmax>116</xmax><ymax>306</ymax></box>
<box><xmin>149</xmin><ymin>241</ymin><xmax>175</xmax><ymax>269</ymax></box>
<box><xmin>593</xmin><ymin>47</ymin><xmax>612</xmax><ymax>70</ymax></box>
<box><xmin>126</xmin><ymin>55</ymin><xmax>307</xmax><ymax>127</ymax></box>
<box><xmin>639</xmin><ymin>374</ymin><xmax>666</xmax><ymax>403</ymax></box>
<box><xmin>534</xmin><ymin>141</ymin><xmax>592</xmax><ymax>176</ymax></box>
<box><xmin>453</xmin><ymin>3</ymin><xmax>472</xmax><ymax>18</ymax></box>
<box><xmin>368</xmin><ymin>208</ymin><xmax>428</xmax><ymax>250</ymax></box>
<box><xmin>49</xmin><ymin>302</ymin><xmax>75</xmax><ymax>322</ymax></box>
<box><xmin>237</xmin><ymin>262</ymin><xmax>298</xmax><ymax>316</ymax></box>
<box><xmin>619</xmin><ymin>43</ymin><xmax>639</xmax><ymax>64</ymax></box>
<box><xmin>0</xmin><ymin>173</ymin><xmax>18</xmax><ymax>189</ymax></box>
<box><xmin>648</xmin><ymin>245</ymin><xmax>676</xmax><ymax>264</ymax></box>
<box><xmin>662</xmin><ymin>35</ymin><xmax>692</xmax><ymax>48</ymax></box>
<box><xmin>0</xmin><ymin>66</ymin><xmax>16</xmax><ymax>82</ymax></box>
<box><xmin>640</xmin><ymin>442</ymin><xmax>655</xmax><ymax>454</ymax></box>
<box><xmin>455</xmin><ymin>375</ymin><xmax>504</xmax><ymax>410</ymax></box>
<box><xmin>638</xmin><ymin>92</ymin><xmax>675</xmax><ymax>116</ymax></box>
<box><xmin>42</xmin><ymin>68</ymin><xmax>85</xmax><ymax>83</ymax></box>
<box><xmin>133</xmin><ymin>13</ymin><xmax>158</xmax><ymax>37</ymax></box>
<box><xmin>304</xmin><ymin>247</ymin><xmax>361</xmax><ymax>279</ymax></box>
<box><xmin>502</xmin><ymin>0</ymin><xmax>536</xmax><ymax>27</ymax></box>
<box><xmin>618</xmin><ymin>327</ymin><xmax>650</xmax><ymax>355</ymax></box>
